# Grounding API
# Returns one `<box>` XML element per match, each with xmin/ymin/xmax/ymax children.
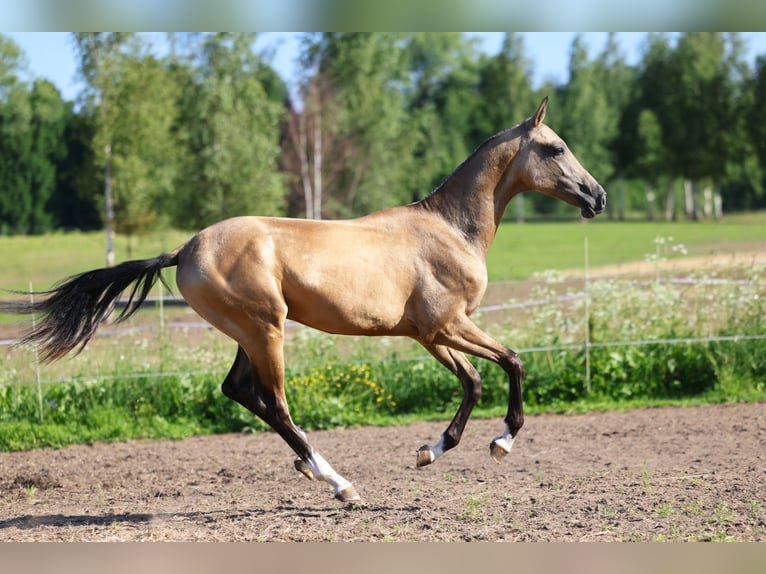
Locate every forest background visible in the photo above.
<box><xmin>2</xmin><ymin>32</ymin><xmax>766</xmax><ymax>257</ymax></box>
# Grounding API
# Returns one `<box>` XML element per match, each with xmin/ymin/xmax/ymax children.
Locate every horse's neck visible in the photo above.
<box><xmin>419</xmin><ymin>133</ymin><xmax>520</xmax><ymax>255</ymax></box>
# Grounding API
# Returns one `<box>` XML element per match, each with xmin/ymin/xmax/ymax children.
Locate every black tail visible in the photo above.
<box><xmin>0</xmin><ymin>251</ymin><xmax>180</xmax><ymax>362</ymax></box>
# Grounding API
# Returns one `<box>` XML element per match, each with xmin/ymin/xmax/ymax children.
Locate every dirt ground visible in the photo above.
<box><xmin>0</xmin><ymin>402</ymin><xmax>763</xmax><ymax>542</ymax></box>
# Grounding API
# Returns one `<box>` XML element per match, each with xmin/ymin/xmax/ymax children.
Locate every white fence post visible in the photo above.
<box><xmin>30</xmin><ymin>282</ymin><xmax>43</xmax><ymax>423</ymax></box>
<box><xmin>158</xmin><ymin>280</ymin><xmax>165</xmax><ymax>332</ymax></box>
<box><xmin>584</xmin><ymin>237</ymin><xmax>591</xmax><ymax>394</ymax></box>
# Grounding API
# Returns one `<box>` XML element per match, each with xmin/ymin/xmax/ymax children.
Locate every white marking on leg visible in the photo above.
<box><xmin>492</xmin><ymin>423</ymin><xmax>515</xmax><ymax>455</ymax></box>
<box><xmin>306</xmin><ymin>449</ymin><xmax>354</xmax><ymax>498</ymax></box>
<box><xmin>425</xmin><ymin>433</ymin><xmax>447</xmax><ymax>463</ymax></box>
<box><xmin>293</xmin><ymin>427</ymin><xmax>316</xmax><ymax>479</ymax></box>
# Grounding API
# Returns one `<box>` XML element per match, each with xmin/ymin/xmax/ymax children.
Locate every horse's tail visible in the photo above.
<box><xmin>0</xmin><ymin>248</ymin><xmax>182</xmax><ymax>362</ymax></box>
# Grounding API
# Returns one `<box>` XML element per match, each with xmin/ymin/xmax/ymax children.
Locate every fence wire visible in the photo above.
<box><xmin>2</xmin><ymin>263</ymin><xmax>764</xmax><ymax>388</ymax></box>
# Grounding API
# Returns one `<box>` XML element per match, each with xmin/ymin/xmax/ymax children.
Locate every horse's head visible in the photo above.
<box><xmin>512</xmin><ymin>97</ymin><xmax>606</xmax><ymax>219</ymax></box>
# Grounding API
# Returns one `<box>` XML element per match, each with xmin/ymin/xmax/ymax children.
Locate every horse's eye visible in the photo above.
<box><xmin>543</xmin><ymin>144</ymin><xmax>565</xmax><ymax>158</ymax></box>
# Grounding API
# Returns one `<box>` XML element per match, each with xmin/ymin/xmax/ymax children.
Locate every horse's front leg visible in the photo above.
<box><xmin>415</xmin><ymin>344</ymin><xmax>482</xmax><ymax>467</ymax></box>
<box><xmin>431</xmin><ymin>317</ymin><xmax>525</xmax><ymax>464</ymax></box>
<box><xmin>488</xmin><ymin>349</ymin><xmax>524</xmax><ymax>463</ymax></box>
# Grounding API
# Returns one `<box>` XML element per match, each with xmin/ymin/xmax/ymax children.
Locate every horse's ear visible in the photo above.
<box><xmin>532</xmin><ymin>96</ymin><xmax>548</xmax><ymax>128</ymax></box>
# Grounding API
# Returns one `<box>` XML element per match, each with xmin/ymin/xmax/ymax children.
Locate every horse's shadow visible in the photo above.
<box><xmin>0</xmin><ymin>504</ymin><xmax>416</xmax><ymax>531</ymax></box>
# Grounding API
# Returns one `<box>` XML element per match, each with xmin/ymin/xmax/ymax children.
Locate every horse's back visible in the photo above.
<box><xmin>175</xmin><ymin>214</ymin><xmax>427</xmax><ymax>336</ymax></box>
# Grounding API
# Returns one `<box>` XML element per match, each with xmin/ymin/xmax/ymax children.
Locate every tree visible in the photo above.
<box><xmin>473</xmin><ymin>33</ymin><xmax>536</xmax><ymax>137</ymax></box>
<box><xmin>47</xmin><ymin>107</ymin><xmax>102</xmax><ymax>230</ymax></box>
<box><xmin>635</xmin><ymin>109</ymin><xmax>664</xmax><ymax>219</ymax></box>
<box><xmin>664</xmin><ymin>33</ymin><xmax>753</xmax><ymax>219</ymax></box>
<box><xmin>0</xmin><ymin>35</ymin><xmax>32</xmax><ymax>234</ymax></box>
<box><xmin>742</xmin><ymin>54</ymin><xmax>766</xmax><ymax>210</ymax></box>
<box><xmin>617</xmin><ymin>33</ymin><xmax>677</xmax><ymax>219</ymax></box>
<box><xmin>27</xmin><ymin>79</ymin><xmax>71</xmax><ymax>232</ymax></box>
<box><xmin>169</xmin><ymin>33</ymin><xmax>286</xmax><ymax>229</ymax></box>
<box><xmin>0</xmin><ymin>37</ymin><xmax>69</xmax><ymax>234</ymax></box>
<box><xmin>109</xmin><ymin>54</ymin><xmax>180</xmax><ymax>246</ymax></box>
<box><xmin>282</xmin><ymin>53</ymin><xmax>346</xmax><ymax>219</ymax></box>
<box><xmin>717</xmin><ymin>33</ymin><xmax>761</xmax><ymax>214</ymax></box>
<box><xmin>286</xmin><ymin>33</ymin><xmax>420</xmax><ymax>219</ymax></box>
<box><xmin>403</xmin><ymin>33</ymin><xmax>484</xmax><ymax>200</ymax></box>
<box><xmin>72</xmin><ymin>32</ymin><xmax>136</xmax><ymax>265</ymax></box>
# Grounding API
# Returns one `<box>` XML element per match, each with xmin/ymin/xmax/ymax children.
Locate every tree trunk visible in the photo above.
<box><xmin>312</xmin><ymin>114</ymin><xmax>322</xmax><ymax>220</ymax></box>
<box><xmin>645</xmin><ymin>183</ymin><xmax>655</xmax><ymax>221</ymax></box>
<box><xmin>714</xmin><ymin>179</ymin><xmax>723</xmax><ymax>220</ymax></box>
<box><xmin>683</xmin><ymin>179</ymin><xmax>696</xmax><ymax>220</ymax></box>
<box><xmin>692</xmin><ymin>180</ymin><xmax>701</xmax><ymax>220</ymax></box>
<box><xmin>297</xmin><ymin>110</ymin><xmax>314</xmax><ymax>219</ymax></box>
<box><xmin>703</xmin><ymin>183</ymin><xmax>712</xmax><ymax>219</ymax></box>
<box><xmin>104</xmin><ymin>144</ymin><xmax>115</xmax><ymax>267</ymax></box>
<box><xmin>665</xmin><ymin>179</ymin><xmax>676</xmax><ymax>221</ymax></box>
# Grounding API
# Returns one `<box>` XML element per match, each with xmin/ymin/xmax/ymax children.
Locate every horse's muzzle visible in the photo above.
<box><xmin>579</xmin><ymin>184</ymin><xmax>606</xmax><ymax>219</ymax></box>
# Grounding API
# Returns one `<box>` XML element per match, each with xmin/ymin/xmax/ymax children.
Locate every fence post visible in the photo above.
<box><xmin>584</xmin><ymin>237</ymin><xmax>591</xmax><ymax>394</ymax></box>
<box><xmin>30</xmin><ymin>282</ymin><xmax>44</xmax><ymax>423</ymax></box>
<box><xmin>158</xmin><ymin>280</ymin><xmax>165</xmax><ymax>332</ymax></box>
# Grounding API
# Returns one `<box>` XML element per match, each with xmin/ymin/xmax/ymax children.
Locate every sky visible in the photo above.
<box><xmin>5</xmin><ymin>32</ymin><xmax>766</xmax><ymax>103</ymax></box>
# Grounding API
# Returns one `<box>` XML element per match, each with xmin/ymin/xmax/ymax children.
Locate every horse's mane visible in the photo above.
<box><xmin>416</xmin><ymin>123</ymin><xmax>523</xmax><ymax>205</ymax></box>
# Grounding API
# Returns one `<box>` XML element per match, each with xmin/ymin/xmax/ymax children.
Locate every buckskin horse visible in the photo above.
<box><xmin>1</xmin><ymin>98</ymin><xmax>605</xmax><ymax>502</ymax></box>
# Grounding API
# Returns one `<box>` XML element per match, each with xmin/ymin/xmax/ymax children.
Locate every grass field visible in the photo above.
<box><xmin>488</xmin><ymin>213</ymin><xmax>766</xmax><ymax>280</ymax></box>
<box><xmin>0</xmin><ymin>229</ymin><xmax>190</xmax><ymax>293</ymax></box>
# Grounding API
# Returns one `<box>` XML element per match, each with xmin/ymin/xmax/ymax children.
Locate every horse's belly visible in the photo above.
<box><xmin>283</xmin><ymin>277</ymin><xmax>414</xmax><ymax>336</ymax></box>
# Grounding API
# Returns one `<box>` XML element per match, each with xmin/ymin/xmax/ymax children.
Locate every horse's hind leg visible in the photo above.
<box><xmin>221</xmin><ymin>347</ymin><xmax>313</xmax><ymax>480</ymax></box>
<box><xmin>415</xmin><ymin>344</ymin><xmax>481</xmax><ymax>467</ymax></box>
<box><xmin>221</xmin><ymin>342</ymin><xmax>360</xmax><ymax>503</ymax></box>
<box><xmin>293</xmin><ymin>427</ymin><xmax>314</xmax><ymax>480</ymax></box>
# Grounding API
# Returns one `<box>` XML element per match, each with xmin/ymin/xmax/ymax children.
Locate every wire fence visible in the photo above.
<box><xmin>2</xmin><ymin>241</ymin><xmax>764</xmax><ymax>395</ymax></box>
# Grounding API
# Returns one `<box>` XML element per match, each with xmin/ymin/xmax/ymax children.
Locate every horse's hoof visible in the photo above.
<box><xmin>489</xmin><ymin>440</ymin><xmax>511</xmax><ymax>464</ymax></box>
<box><xmin>294</xmin><ymin>458</ymin><xmax>314</xmax><ymax>480</ymax></box>
<box><xmin>334</xmin><ymin>484</ymin><xmax>361</xmax><ymax>503</ymax></box>
<box><xmin>416</xmin><ymin>445</ymin><xmax>434</xmax><ymax>468</ymax></box>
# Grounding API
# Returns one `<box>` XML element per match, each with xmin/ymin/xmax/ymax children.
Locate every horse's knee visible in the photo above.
<box><xmin>466</xmin><ymin>372</ymin><xmax>482</xmax><ymax>404</ymax></box>
<box><xmin>458</xmin><ymin>362</ymin><xmax>482</xmax><ymax>404</ymax></box>
<box><xmin>503</xmin><ymin>351</ymin><xmax>524</xmax><ymax>380</ymax></box>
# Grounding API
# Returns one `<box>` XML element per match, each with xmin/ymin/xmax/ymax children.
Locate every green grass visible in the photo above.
<box><xmin>1</xmin><ymin>212</ymin><xmax>764</xmax><ymax>291</ymax></box>
<box><xmin>488</xmin><ymin>214</ymin><xmax>766</xmax><ymax>280</ymax></box>
<box><xmin>0</xmin><ymin>229</ymin><xmax>190</xmax><ymax>293</ymax></box>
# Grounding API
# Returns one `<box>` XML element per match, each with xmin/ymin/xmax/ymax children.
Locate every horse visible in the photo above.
<box><xmin>1</xmin><ymin>97</ymin><xmax>605</xmax><ymax>503</ymax></box>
